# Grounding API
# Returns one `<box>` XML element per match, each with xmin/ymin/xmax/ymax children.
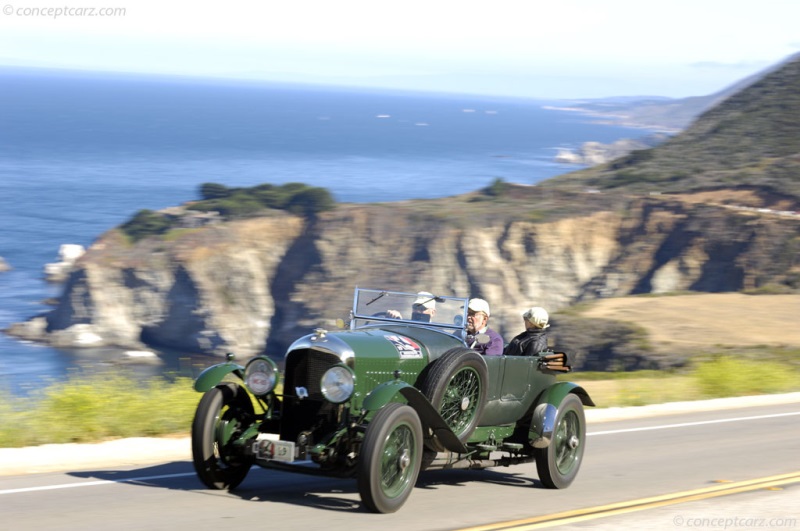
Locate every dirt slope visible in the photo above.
<box><xmin>580</xmin><ymin>293</ymin><xmax>800</xmax><ymax>350</ymax></box>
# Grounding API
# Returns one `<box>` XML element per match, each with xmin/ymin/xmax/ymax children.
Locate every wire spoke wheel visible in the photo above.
<box><xmin>440</xmin><ymin>367</ymin><xmax>481</xmax><ymax>433</ymax></box>
<box><xmin>554</xmin><ymin>409</ymin><xmax>581</xmax><ymax>476</ymax></box>
<box><xmin>419</xmin><ymin>348</ymin><xmax>488</xmax><ymax>452</ymax></box>
<box><xmin>358</xmin><ymin>403</ymin><xmax>423</xmax><ymax>513</ymax></box>
<box><xmin>535</xmin><ymin>393</ymin><xmax>585</xmax><ymax>489</ymax></box>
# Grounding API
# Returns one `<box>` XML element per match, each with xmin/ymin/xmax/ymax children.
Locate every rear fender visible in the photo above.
<box><xmin>362</xmin><ymin>380</ymin><xmax>468</xmax><ymax>454</ymax></box>
<box><xmin>194</xmin><ymin>362</ymin><xmax>245</xmax><ymax>392</ymax></box>
<box><xmin>529</xmin><ymin>382</ymin><xmax>594</xmax><ymax>448</ymax></box>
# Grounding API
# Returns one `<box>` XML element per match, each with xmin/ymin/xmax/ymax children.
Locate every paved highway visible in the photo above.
<box><xmin>1</xmin><ymin>399</ymin><xmax>798</xmax><ymax>530</ymax></box>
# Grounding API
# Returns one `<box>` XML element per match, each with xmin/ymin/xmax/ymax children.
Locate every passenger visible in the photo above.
<box><xmin>465</xmin><ymin>298</ymin><xmax>503</xmax><ymax>356</ymax></box>
<box><xmin>503</xmin><ymin>307</ymin><xmax>550</xmax><ymax>357</ymax></box>
<box><xmin>387</xmin><ymin>291</ymin><xmax>437</xmax><ymax>322</ymax></box>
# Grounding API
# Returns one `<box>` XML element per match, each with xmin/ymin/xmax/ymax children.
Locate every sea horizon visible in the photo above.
<box><xmin>0</xmin><ymin>66</ymin><xmax>656</xmax><ymax>393</ymax></box>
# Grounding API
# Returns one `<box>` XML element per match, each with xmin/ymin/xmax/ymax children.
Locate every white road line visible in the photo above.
<box><xmin>3</xmin><ymin>411</ymin><xmax>798</xmax><ymax>495</ymax></box>
<box><xmin>588</xmin><ymin>411</ymin><xmax>800</xmax><ymax>436</ymax></box>
<box><xmin>0</xmin><ymin>472</ymin><xmax>195</xmax><ymax>495</ymax></box>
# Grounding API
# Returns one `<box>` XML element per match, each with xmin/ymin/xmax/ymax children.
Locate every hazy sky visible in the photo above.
<box><xmin>2</xmin><ymin>0</ymin><xmax>799</xmax><ymax>99</ymax></box>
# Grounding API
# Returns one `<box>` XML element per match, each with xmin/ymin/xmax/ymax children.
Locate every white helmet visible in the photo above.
<box><xmin>522</xmin><ymin>307</ymin><xmax>549</xmax><ymax>329</ymax></box>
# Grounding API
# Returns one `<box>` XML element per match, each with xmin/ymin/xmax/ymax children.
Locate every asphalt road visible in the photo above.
<box><xmin>1</xmin><ymin>400</ymin><xmax>799</xmax><ymax>531</ymax></box>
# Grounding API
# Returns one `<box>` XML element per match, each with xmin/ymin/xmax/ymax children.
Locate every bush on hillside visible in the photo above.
<box><xmin>693</xmin><ymin>356</ymin><xmax>800</xmax><ymax>397</ymax></box>
<box><xmin>120</xmin><ymin>209</ymin><xmax>175</xmax><ymax>242</ymax></box>
<box><xmin>120</xmin><ymin>181</ymin><xmax>337</xmax><ymax>242</ymax></box>
<box><xmin>199</xmin><ymin>182</ymin><xmax>234</xmax><ymax>200</ymax></box>
<box><xmin>484</xmin><ymin>177</ymin><xmax>508</xmax><ymax>197</ymax></box>
<box><xmin>189</xmin><ymin>182</ymin><xmax>335</xmax><ymax>218</ymax></box>
<box><xmin>548</xmin><ymin>314</ymin><xmax>663</xmax><ymax>371</ymax></box>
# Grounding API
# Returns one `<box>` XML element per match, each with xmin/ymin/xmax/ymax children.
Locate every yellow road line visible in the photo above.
<box><xmin>457</xmin><ymin>471</ymin><xmax>800</xmax><ymax>531</ymax></box>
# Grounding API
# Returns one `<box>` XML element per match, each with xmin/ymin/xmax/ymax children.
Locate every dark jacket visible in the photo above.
<box><xmin>503</xmin><ymin>329</ymin><xmax>548</xmax><ymax>357</ymax></box>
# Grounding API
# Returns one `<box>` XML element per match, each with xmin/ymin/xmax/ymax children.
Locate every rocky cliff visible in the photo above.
<box><xmin>7</xmin><ymin>187</ymin><xmax>799</xmax><ymax>368</ymax></box>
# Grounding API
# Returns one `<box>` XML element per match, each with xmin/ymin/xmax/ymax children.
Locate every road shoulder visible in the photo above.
<box><xmin>1</xmin><ymin>393</ymin><xmax>798</xmax><ymax>476</ymax></box>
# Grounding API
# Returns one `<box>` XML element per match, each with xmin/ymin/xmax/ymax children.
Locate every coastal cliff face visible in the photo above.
<box><xmin>8</xmin><ymin>191</ymin><xmax>799</xmax><ymax>362</ymax></box>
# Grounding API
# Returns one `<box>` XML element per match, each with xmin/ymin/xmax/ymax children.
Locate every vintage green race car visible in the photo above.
<box><xmin>191</xmin><ymin>288</ymin><xmax>594</xmax><ymax>513</ymax></box>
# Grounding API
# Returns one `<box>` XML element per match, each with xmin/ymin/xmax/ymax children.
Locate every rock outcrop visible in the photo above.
<box><xmin>43</xmin><ymin>244</ymin><xmax>86</xmax><ymax>282</ymax></box>
<box><xmin>6</xmin><ymin>189</ymin><xmax>800</xmax><ymax>367</ymax></box>
<box><xmin>554</xmin><ymin>134</ymin><xmax>668</xmax><ymax>166</ymax></box>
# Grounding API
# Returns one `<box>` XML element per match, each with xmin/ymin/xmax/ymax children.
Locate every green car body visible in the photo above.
<box><xmin>191</xmin><ymin>288</ymin><xmax>594</xmax><ymax>513</ymax></box>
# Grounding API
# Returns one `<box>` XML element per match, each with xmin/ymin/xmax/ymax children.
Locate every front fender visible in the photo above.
<box><xmin>194</xmin><ymin>362</ymin><xmax>245</xmax><ymax>392</ymax></box>
<box><xmin>362</xmin><ymin>380</ymin><xmax>468</xmax><ymax>454</ymax></box>
<box><xmin>529</xmin><ymin>382</ymin><xmax>594</xmax><ymax>448</ymax></box>
<box><xmin>361</xmin><ymin>379</ymin><xmax>412</xmax><ymax>411</ymax></box>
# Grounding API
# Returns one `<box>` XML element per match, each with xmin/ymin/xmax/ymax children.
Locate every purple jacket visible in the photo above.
<box><xmin>468</xmin><ymin>327</ymin><xmax>504</xmax><ymax>356</ymax></box>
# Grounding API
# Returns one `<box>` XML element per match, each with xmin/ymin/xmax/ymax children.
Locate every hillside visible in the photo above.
<box><xmin>578</xmin><ymin>293</ymin><xmax>800</xmax><ymax>350</ymax></box>
<box><xmin>559</xmin><ymin>53</ymin><xmax>799</xmax><ymax>131</ymax></box>
<box><xmin>7</xmin><ymin>183</ymin><xmax>800</xmax><ymax>371</ymax></box>
<box><xmin>553</xmin><ymin>293</ymin><xmax>800</xmax><ymax>371</ymax></box>
<box><xmin>543</xmin><ymin>54</ymin><xmax>800</xmax><ymax>204</ymax></box>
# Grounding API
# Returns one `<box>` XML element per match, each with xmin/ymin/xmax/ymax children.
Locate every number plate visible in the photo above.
<box><xmin>255</xmin><ymin>439</ymin><xmax>295</xmax><ymax>462</ymax></box>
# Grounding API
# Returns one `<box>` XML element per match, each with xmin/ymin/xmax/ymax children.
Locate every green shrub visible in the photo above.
<box><xmin>609</xmin><ymin>148</ymin><xmax>656</xmax><ymax>170</ymax></box>
<box><xmin>199</xmin><ymin>182</ymin><xmax>233</xmax><ymax>200</ymax></box>
<box><xmin>188</xmin><ymin>181</ymin><xmax>336</xmax><ymax>219</ymax></box>
<box><xmin>0</xmin><ymin>372</ymin><xmax>200</xmax><ymax>447</ymax></box>
<box><xmin>484</xmin><ymin>177</ymin><xmax>508</xmax><ymax>197</ymax></box>
<box><xmin>286</xmin><ymin>186</ymin><xmax>336</xmax><ymax>216</ymax></box>
<box><xmin>120</xmin><ymin>209</ymin><xmax>175</xmax><ymax>242</ymax></box>
<box><xmin>692</xmin><ymin>356</ymin><xmax>800</xmax><ymax>398</ymax></box>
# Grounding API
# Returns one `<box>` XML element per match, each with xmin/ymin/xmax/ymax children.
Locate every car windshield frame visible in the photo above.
<box><xmin>350</xmin><ymin>288</ymin><xmax>469</xmax><ymax>332</ymax></box>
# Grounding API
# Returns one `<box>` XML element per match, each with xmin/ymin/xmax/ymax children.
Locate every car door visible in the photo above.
<box><xmin>478</xmin><ymin>354</ymin><xmax>536</xmax><ymax>426</ymax></box>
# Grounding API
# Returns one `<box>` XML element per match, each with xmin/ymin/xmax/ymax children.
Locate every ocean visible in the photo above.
<box><xmin>0</xmin><ymin>67</ymin><xmax>652</xmax><ymax>393</ymax></box>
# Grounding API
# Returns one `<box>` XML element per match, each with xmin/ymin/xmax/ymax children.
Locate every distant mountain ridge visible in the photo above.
<box><xmin>543</xmin><ymin>53</ymin><xmax>800</xmax><ymax>204</ymax></box>
<box><xmin>560</xmin><ymin>52</ymin><xmax>800</xmax><ymax>131</ymax></box>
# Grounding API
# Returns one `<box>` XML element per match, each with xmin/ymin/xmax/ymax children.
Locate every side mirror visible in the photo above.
<box><xmin>475</xmin><ymin>333</ymin><xmax>490</xmax><ymax>345</ymax></box>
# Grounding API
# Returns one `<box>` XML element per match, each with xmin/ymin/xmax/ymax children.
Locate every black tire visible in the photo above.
<box><xmin>358</xmin><ymin>403</ymin><xmax>423</xmax><ymax>513</ymax></box>
<box><xmin>420</xmin><ymin>449</ymin><xmax>438</xmax><ymax>472</ymax></box>
<box><xmin>534</xmin><ymin>393</ymin><xmax>585</xmax><ymax>489</ymax></box>
<box><xmin>418</xmin><ymin>347</ymin><xmax>488</xmax><ymax>452</ymax></box>
<box><xmin>191</xmin><ymin>383</ymin><xmax>255</xmax><ymax>490</ymax></box>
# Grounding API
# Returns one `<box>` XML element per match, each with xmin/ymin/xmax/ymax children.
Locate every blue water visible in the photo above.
<box><xmin>0</xmin><ymin>67</ymin><xmax>652</xmax><ymax>393</ymax></box>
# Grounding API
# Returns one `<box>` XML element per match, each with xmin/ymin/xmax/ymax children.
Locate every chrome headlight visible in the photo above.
<box><xmin>320</xmin><ymin>365</ymin><xmax>355</xmax><ymax>404</ymax></box>
<box><xmin>244</xmin><ymin>357</ymin><xmax>278</xmax><ymax>396</ymax></box>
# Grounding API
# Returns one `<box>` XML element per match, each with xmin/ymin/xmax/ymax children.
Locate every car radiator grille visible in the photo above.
<box><xmin>280</xmin><ymin>349</ymin><xmax>342</xmax><ymax>443</ymax></box>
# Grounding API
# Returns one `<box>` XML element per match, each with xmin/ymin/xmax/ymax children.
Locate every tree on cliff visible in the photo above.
<box><xmin>121</xmin><ymin>209</ymin><xmax>172</xmax><ymax>242</ymax></box>
<box><xmin>200</xmin><ymin>182</ymin><xmax>233</xmax><ymax>200</ymax></box>
<box><xmin>191</xmin><ymin>182</ymin><xmax>335</xmax><ymax>218</ymax></box>
<box><xmin>286</xmin><ymin>186</ymin><xmax>335</xmax><ymax>216</ymax></box>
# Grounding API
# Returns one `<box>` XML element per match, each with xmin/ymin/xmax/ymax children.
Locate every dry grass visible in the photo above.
<box><xmin>572</xmin><ymin>376</ymin><xmax>699</xmax><ymax>407</ymax></box>
<box><xmin>562</xmin><ymin>293</ymin><xmax>800</xmax><ymax>407</ymax></box>
<box><xmin>578</xmin><ymin>293</ymin><xmax>800</xmax><ymax>352</ymax></box>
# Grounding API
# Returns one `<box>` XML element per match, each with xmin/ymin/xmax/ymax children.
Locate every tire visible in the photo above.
<box><xmin>534</xmin><ymin>393</ymin><xmax>585</xmax><ymax>489</ymax></box>
<box><xmin>191</xmin><ymin>383</ymin><xmax>255</xmax><ymax>490</ymax></box>
<box><xmin>419</xmin><ymin>348</ymin><xmax>488</xmax><ymax>452</ymax></box>
<box><xmin>358</xmin><ymin>403</ymin><xmax>423</xmax><ymax>513</ymax></box>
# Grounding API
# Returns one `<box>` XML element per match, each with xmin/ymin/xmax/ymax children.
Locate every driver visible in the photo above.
<box><xmin>386</xmin><ymin>291</ymin><xmax>437</xmax><ymax>322</ymax></box>
<box><xmin>465</xmin><ymin>298</ymin><xmax>503</xmax><ymax>356</ymax></box>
